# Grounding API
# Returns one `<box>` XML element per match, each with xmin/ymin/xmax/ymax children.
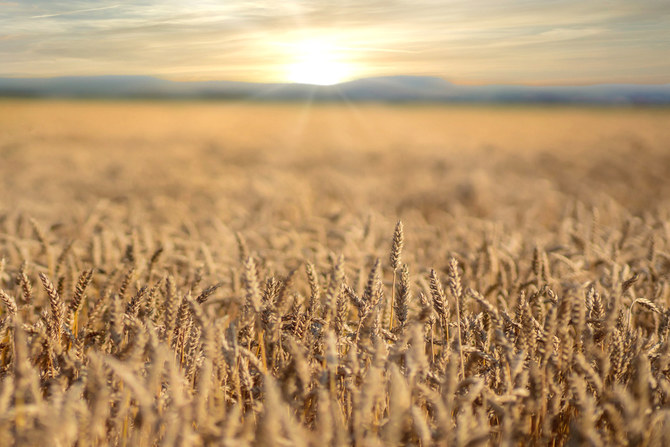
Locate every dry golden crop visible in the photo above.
<box><xmin>1</xmin><ymin>101</ymin><xmax>670</xmax><ymax>446</ymax></box>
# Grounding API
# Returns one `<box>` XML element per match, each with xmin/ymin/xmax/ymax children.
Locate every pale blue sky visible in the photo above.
<box><xmin>1</xmin><ymin>1</ymin><xmax>669</xmax><ymax>84</ymax></box>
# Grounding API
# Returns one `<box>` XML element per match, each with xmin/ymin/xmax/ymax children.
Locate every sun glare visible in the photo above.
<box><xmin>284</xmin><ymin>40</ymin><xmax>353</xmax><ymax>85</ymax></box>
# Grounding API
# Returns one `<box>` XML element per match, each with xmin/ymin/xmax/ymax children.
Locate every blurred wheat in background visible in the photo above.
<box><xmin>1</xmin><ymin>101</ymin><xmax>670</xmax><ymax>446</ymax></box>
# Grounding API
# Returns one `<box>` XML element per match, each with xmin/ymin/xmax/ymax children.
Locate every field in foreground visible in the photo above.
<box><xmin>1</xmin><ymin>101</ymin><xmax>670</xmax><ymax>445</ymax></box>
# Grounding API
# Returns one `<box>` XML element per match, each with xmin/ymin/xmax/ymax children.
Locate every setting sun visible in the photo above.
<box><xmin>284</xmin><ymin>40</ymin><xmax>353</xmax><ymax>85</ymax></box>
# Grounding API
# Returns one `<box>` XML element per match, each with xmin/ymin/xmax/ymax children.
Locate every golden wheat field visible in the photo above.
<box><xmin>2</xmin><ymin>100</ymin><xmax>670</xmax><ymax>446</ymax></box>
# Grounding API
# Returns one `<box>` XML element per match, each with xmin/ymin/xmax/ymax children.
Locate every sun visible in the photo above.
<box><xmin>284</xmin><ymin>39</ymin><xmax>353</xmax><ymax>85</ymax></box>
<box><xmin>287</xmin><ymin>59</ymin><xmax>348</xmax><ymax>86</ymax></box>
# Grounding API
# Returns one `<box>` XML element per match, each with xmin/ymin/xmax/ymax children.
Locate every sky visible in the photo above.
<box><xmin>1</xmin><ymin>0</ymin><xmax>669</xmax><ymax>85</ymax></box>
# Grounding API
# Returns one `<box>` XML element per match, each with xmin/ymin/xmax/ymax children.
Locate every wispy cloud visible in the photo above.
<box><xmin>29</xmin><ymin>4</ymin><xmax>120</xmax><ymax>19</ymax></box>
<box><xmin>0</xmin><ymin>0</ymin><xmax>668</xmax><ymax>84</ymax></box>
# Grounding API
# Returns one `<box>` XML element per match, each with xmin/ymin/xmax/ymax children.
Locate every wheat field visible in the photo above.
<box><xmin>1</xmin><ymin>101</ymin><xmax>670</xmax><ymax>446</ymax></box>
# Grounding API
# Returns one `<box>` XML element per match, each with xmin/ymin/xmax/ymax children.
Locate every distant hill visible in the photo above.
<box><xmin>1</xmin><ymin>75</ymin><xmax>669</xmax><ymax>104</ymax></box>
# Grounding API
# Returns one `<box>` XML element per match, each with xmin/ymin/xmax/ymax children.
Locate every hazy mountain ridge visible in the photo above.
<box><xmin>1</xmin><ymin>75</ymin><xmax>669</xmax><ymax>104</ymax></box>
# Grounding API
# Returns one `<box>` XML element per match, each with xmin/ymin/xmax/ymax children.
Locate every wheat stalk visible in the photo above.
<box><xmin>389</xmin><ymin>221</ymin><xmax>403</xmax><ymax>331</ymax></box>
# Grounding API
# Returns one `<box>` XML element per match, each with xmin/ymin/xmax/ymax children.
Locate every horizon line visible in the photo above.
<box><xmin>1</xmin><ymin>74</ymin><xmax>669</xmax><ymax>88</ymax></box>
